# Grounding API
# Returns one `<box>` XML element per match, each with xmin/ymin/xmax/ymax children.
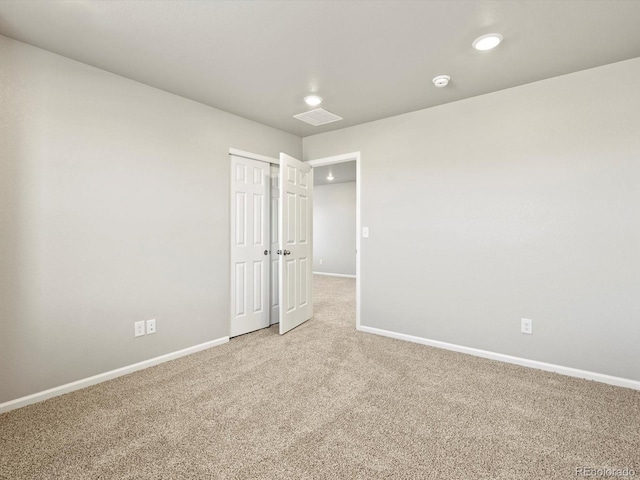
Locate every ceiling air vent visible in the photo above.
<box><xmin>293</xmin><ymin>108</ymin><xmax>343</xmax><ymax>126</ymax></box>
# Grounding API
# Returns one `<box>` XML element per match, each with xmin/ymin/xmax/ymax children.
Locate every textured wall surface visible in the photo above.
<box><xmin>0</xmin><ymin>36</ymin><xmax>301</xmax><ymax>403</ymax></box>
<box><xmin>304</xmin><ymin>57</ymin><xmax>640</xmax><ymax>382</ymax></box>
<box><xmin>313</xmin><ymin>182</ymin><xmax>356</xmax><ymax>276</ymax></box>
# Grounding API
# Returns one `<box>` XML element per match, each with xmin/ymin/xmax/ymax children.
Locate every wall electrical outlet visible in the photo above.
<box><xmin>134</xmin><ymin>320</ymin><xmax>145</xmax><ymax>337</ymax></box>
<box><xmin>521</xmin><ymin>318</ymin><xmax>533</xmax><ymax>335</ymax></box>
<box><xmin>319</xmin><ymin>259</ymin><xmax>323</xmax><ymax>265</ymax></box>
<box><xmin>146</xmin><ymin>319</ymin><xmax>156</xmax><ymax>335</ymax></box>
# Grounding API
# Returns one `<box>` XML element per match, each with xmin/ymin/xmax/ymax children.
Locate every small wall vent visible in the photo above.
<box><xmin>293</xmin><ymin>108</ymin><xmax>343</xmax><ymax>126</ymax></box>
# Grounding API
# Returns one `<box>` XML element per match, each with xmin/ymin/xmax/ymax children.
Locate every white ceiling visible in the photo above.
<box><xmin>1</xmin><ymin>1</ymin><xmax>640</xmax><ymax>137</ymax></box>
<box><xmin>313</xmin><ymin>161</ymin><xmax>356</xmax><ymax>186</ymax></box>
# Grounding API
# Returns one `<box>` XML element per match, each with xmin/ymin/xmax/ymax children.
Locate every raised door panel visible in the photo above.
<box><xmin>230</xmin><ymin>155</ymin><xmax>270</xmax><ymax>337</ymax></box>
<box><xmin>279</xmin><ymin>153</ymin><xmax>313</xmax><ymax>335</ymax></box>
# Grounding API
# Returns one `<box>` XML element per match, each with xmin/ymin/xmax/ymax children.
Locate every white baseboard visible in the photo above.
<box><xmin>0</xmin><ymin>337</ymin><xmax>229</xmax><ymax>414</ymax></box>
<box><xmin>313</xmin><ymin>271</ymin><xmax>356</xmax><ymax>278</ymax></box>
<box><xmin>357</xmin><ymin>326</ymin><xmax>640</xmax><ymax>391</ymax></box>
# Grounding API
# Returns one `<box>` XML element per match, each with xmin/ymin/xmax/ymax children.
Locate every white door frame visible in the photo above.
<box><xmin>229</xmin><ymin>147</ymin><xmax>280</xmax><ymax>165</ymax></box>
<box><xmin>229</xmin><ymin>148</ymin><xmax>362</xmax><ymax>332</ymax></box>
<box><xmin>229</xmin><ymin>148</ymin><xmax>280</xmax><ymax>337</ymax></box>
<box><xmin>307</xmin><ymin>152</ymin><xmax>361</xmax><ymax>330</ymax></box>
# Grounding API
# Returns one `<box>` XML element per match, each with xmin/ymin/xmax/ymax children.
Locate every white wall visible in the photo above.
<box><xmin>304</xmin><ymin>57</ymin><xmax>640</xmax><ymax>382</ymax></box>
<box><xmin>0</xmin><ymin>35</ymin><xmax>301</xmax><ymax>404</ymax></box>
<box><xmin>313</xmin><ymin>182</ymin><xmax>356</xmax><ymax>276</ymax></box>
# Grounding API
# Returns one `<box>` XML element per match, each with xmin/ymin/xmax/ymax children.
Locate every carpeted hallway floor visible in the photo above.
<box><xmin>1</xmin><ymin>275</ymin><xmax>639</xmax><ymax>479</ymax></box>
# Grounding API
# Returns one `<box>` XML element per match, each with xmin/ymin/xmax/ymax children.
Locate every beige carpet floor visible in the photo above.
<box><xmin>1</xmin><ymin>275</ymin><xmax>639</xmax><ymax>479</ymax></box>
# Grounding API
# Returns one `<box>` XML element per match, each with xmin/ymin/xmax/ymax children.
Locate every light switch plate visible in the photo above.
<box><xmin>362</xmin><ymin>227</ymin><xmax>369</xmax><ymax>238</ymax></box>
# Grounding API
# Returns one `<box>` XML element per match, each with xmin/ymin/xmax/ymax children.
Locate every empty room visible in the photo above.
<box><xmin>1</xmin><ymin>1</ymin><xmax>639</xmax><ymax>478</ymax></box>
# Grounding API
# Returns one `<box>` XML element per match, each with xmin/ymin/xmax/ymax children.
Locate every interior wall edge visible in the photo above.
<box><xmin>358</xmin><ymin>326</ymin><xmax>640</xmax><ymax>391</ymax></box>
<box><xmin>0</xmin><ymin>337</ymin><xmax>230</xmax><ymax>414</ymax></box>
<box><xmin>312</xmin><ymin>272</ymin><xmax>357</xmax><ymax>279</ymax></box>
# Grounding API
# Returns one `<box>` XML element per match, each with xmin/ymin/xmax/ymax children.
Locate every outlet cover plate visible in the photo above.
<box><xmin>134</xmin><ymin>321</ymin><xmax>145</xmax><ymax>337</ymax></box>
<box><xmin>146</xmin><ymin>319</ymin><xmax>156</xmax><ymax>335</ymax></box>
<box><xmin>521</xmin><ymin>318</ymin><xmax>533</xmax><ymax>335</ymax></box>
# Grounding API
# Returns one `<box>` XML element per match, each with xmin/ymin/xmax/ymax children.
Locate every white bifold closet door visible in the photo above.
<box><xmin>230</xmin><ymin>155</ymin><xmax>271</xmax><ymax>337</ymax></box>
<box><xmin>278</xmin><ymin>153</ymin><xmax>313</xmax><ymax>334</ymax></box>
<box><xmin>230</xmin><ymin>152</ymin><xmax>313</xmax><ymax>337</ymax></box>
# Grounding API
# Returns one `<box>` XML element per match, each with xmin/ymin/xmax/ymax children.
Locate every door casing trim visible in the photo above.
<box><xmin>229</xmin><ymin>147</ymin><xmax>279</xmax><ymax>165</ymax></box>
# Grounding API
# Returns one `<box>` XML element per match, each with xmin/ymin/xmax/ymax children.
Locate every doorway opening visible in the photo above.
<box><xmin>308</xmin><ymin>152</ymin><xmax>361</xmax><ymax>329</ymax></box>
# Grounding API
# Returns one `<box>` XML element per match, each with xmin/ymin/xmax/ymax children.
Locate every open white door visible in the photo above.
<box><xmin>278</xmin><ymin>153</ymin><xmax>313</xmax><ymax>334</ymax></box>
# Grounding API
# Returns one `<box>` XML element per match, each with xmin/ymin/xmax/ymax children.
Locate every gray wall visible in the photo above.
<box><xmin>304</xmin><ymin>58</ymin><xmax>640</xmax><ymax>382</ymax></box>
<box><xmin>0</xmin><ymin>35</ymin><xmax>301</xmax><ymax>404</ymax></box>
<box><xmin>313</xmin><ymin>182</ymin><xmax>356</xmax><ymax>276</ymax></box>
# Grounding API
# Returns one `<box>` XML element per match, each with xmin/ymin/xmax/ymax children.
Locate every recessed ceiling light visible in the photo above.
<box><xmin>326</xmin><ymin>174</ymin><xmax>335</xmax><ymax>181</ymax></box>
<box><xmin>304</xmin><ymin>95</ymin><xmax>323</xmax><ymax>106</ymax></box>
<box><xmin>472</xmin><ymin>33</ymin><xmax>503</xmax><ymax>51</ymax></box>
<box><xmin>432</xmin><ymin>75</ymin><xmax>450</xmax><ymax>88</ymax></box>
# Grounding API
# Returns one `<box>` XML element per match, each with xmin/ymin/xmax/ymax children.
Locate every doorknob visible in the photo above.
<box><xmin>276</xmin><ymin>250</ymin><xmax>283</xmax><ymax>255</ymax></box>
<box><xmin>264</xmin><ymin>250</ymin><xmax>270</xmax><ymax>255</ymax></box>
<box><xmin>283</xmin><ymin>250</ymin><xmax>291</xmax><ymax>256</ymax></box>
